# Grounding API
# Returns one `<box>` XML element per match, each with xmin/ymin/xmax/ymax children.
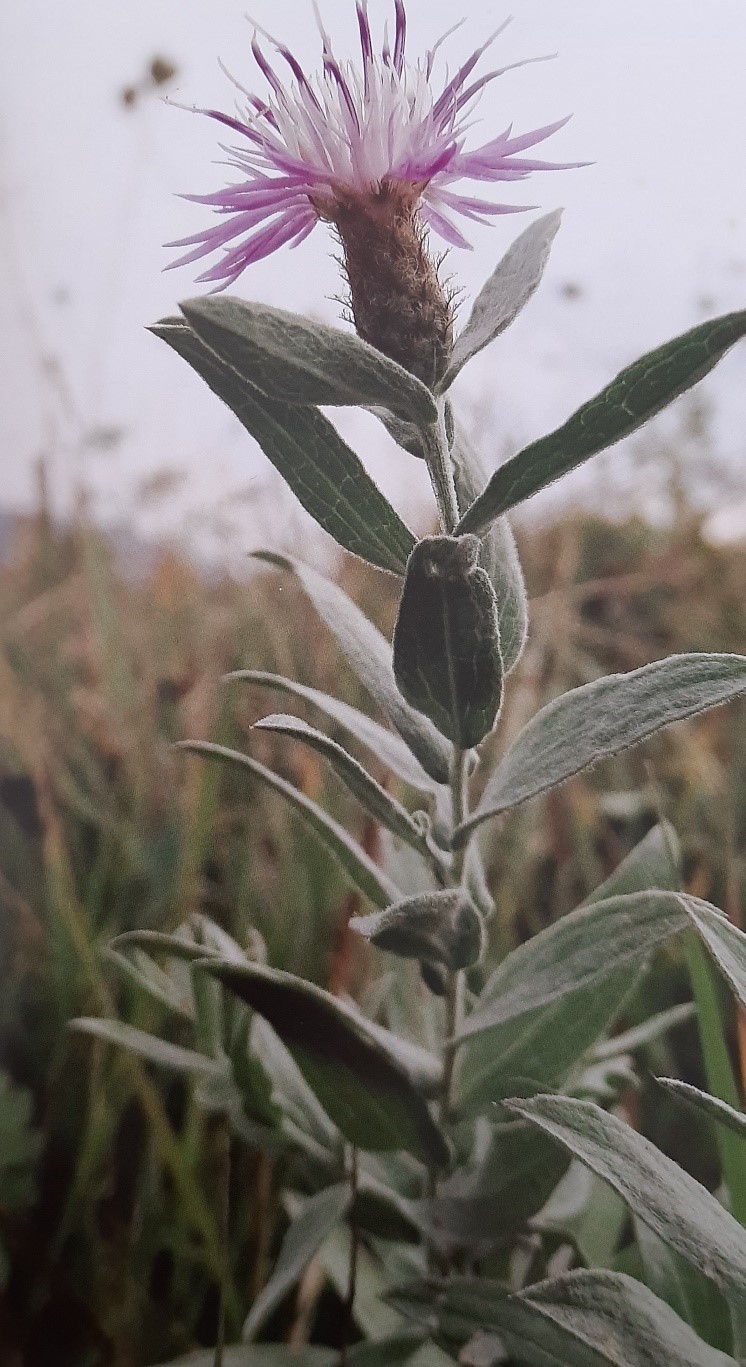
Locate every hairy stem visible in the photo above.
<box><xmin>422</xmin><ymin>407</ymin><xmax>460</xmax><ymax>533</ymax></box>
<box><xmin>441</xmin><ymin>748</ymin><xmax>469</xmax><ymax>1123</ymax></box>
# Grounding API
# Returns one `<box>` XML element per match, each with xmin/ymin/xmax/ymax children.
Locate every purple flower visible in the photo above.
<box><xmin>168</xmin><ymin>3</ymin><xmax>581</xmax><ymax>290</ymax></box>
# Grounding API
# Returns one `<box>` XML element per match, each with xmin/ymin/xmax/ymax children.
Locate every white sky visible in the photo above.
<box><xmin>1</xmin><ymin>0</ymin><xmax>745</xmax><ymax>549</ymax></box>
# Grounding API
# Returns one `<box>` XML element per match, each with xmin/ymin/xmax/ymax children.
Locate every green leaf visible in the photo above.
<box><xmin>254</xmin><ymin>714</ymin><xmax>433</xmax><ymax>858</ymax></box>
<box><xmin>411</xmin><ymin>1121</ymin><xmax>567</xmax><ymax>1254</ymax></box>
<box><xmin>352</xmin><ymin>890</ymin><xmax>485</xmax><ymax>971</ymax></box>
<box><xmin>393</xmin><ymin>536</ymin><xmax>503</xmax><ymax>748</ymax></box>
<box><xmin>441</xmin><ymin>209</ymin><xmax>563</xmax><ymax>389</ymax></box>
<box><xmin>243</xmin><ymin>1183</ymin><xmax>351</xmax><ymax>1340</ymax></box>
<box><xmin>457</xmin><ymin>309</ymin><xmax>746</xmax><ymax>535</ymax></box>
<box><xmin>591</xmin><ymin>1002</ymin><xmax>694</xmax><ymax>1059</ymax></box>
<box><xmin>178</xmin><ymin>741</ymin><xmax>400</xmax><ymax>911</ymax></box>
<box><xmin>634</xmin><ymin>1219</ymin><xmax>733</xmax><ymax>1354</ymax></box>
<box><xmin>445</xmin><ymin>1271</ymin><xmax>737</xmax><ymax>1365</ymax></box>
<box><xmin>506</xmin><ymin>1095</ymin><xmax>746</xmax><ymax>1301</ymax></box>
<box><xmin>151</xmin><ymin>318</ymin><xmax>415</xmax><ymax>575</ymax></box>
<box><xmin>658</xmin><ymin>1079</ymin><xmax>746</xmax><ymax>1143</ymax></box>
<box><xmin>451</xmin><ymin>423</ymin><xmax>528</xmax><ymax>673</ymax></box>
<box><xmin>391</xmin><ymin>1270</ymin><xmax>732</xmax><ymax>1366</ymax></box>
<box><xmin>254</xmin><ymin>553</ymin><xmax>452</xmax><ymax>784</ymax></box>
<box><xmin>224</xmin><ymin>670</ymin><xmax>438</xmax><ymax>794</ymax></box>
<box><xmin>104</xmin><ymin>945</ymin><xmax>195</xmax><ymax>1019</ymax></box>
<box><xmin>180</xmin><ymin>296</ymin><xmax>437</xmax><ymax>424</ymax></box>
<box><xmin>519</xmin><ymin>1270</ymin><xmax>736</xmax><ymax>1367</ymax></box>
<box><xmin>683</xmin><ymin>897</ymin><xmax>746</xmax><ymax>1008</ymax></box>
<box><xmin>455</xmin><ymin>654</ymin><xmax>746</xmax><ymax>844</ymax></box>
<box><xmin>200</xmin><ymin>960</ymin><xmax>448</xmax><ymax>1166</ymax></box>
<box><xmin>455</xmin><ymin>825</ymin><xmax>682</xmax><ymax>1114</ymax></box>
<box><xmin>457</xmin><ymin>890</ymin><xmax>692</xmax><ymax>1043</ymax></box>
<box><xmin>71</xmin><ymin>1017</ymin><xmax>224</xmax><ymax>1077</ymax></box>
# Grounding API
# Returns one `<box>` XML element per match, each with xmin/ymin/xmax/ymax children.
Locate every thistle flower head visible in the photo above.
<box><xmin>169</xmin><ymin>3</ymin><xmax>581</xmax><ymax>385</ymax></box>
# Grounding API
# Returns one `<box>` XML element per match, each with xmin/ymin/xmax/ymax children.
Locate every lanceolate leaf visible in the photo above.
<box><xmin>455</xmin><ymin>654</ymin><xmax>746</xmax><ymax>845</ymax></box>
<box><xmin>253</xmin><ymin>714</ymin><xmax>433</xmax><ymax>858</ymax></box>
<box><xmin>441</xmin><ymin>209</ymin><xmax>563</xmax><ymax>389</ymax></box>
<box><xmin>658</xmin><ymin>1079</ymin><xmax>746</xmax><ymax>1143</ymax></box>
<box><xmin>253</xmin><ymin>553</ymin><xmax>452</xmax><ymax>784</ymax></box>
<box><xmin>151</xmin><ymin>319</ymin><xmax>415</xmax><ymax>575</ymax></box>
<box><xmin>180</xmin><ymin>296</ymin><xmax>437</xmax><ymax>425</ymax></box>
<box><xmin>457</xmin><ymin>309</ymin><xmax>746</xmax><ymax>535</ymax></box>
<box><xmin>454</xmin><ymin>825</ymin><xmax>682</xmax><ymax>1114</ymax></box>
<box><xmin>507</xmin><ymin>1095</ymin><xmax>746</xmax><ymax>1301</ymax></box>
<box><xmin>451</xmin><ymin>424</ymin><xmax>528</xmax><ymax>673</ymax></box>
<box><xmin>400</xmin><ymin>1270</ymin><xmax>736</xmax><ymax>1366</ymax></box>
<box><xmin>71</xmin><ymin>1018</ymin><xmax>224</xmax><ymax>1078</ymax></box>
<box><xmin>178</xmin><ymin>741</ymin><xmax>400</xmax><ymax>911</ymax></box>
<box><xmin>243</xmin><ymin>1184</ymin><xmax>351</xmax><ymax>1340</ymax></box>
<box><xmin>683</xmin><ymin>897</ymin><xmax>746</xmax><ymax>1008</ymax></box>
<box><xmin>201</xmin><ymin>960</ymin><xmax>448</xmax><ymax>1166</ymax></box>
<box><xmin>393</xmin><ymin>536</ymin><xmax>503</xmax><ymax>748</ymax></box>
<box><xmin>456</xmin><ymin>889</ymin><xmax>697</xmax><ymax>1044</ymax></box>
<box><xmin>519</xmin><ymin>1271</ymin><xmax>736</xmax><ymax>1367</ymax></box>
<box><xmin>224</xmin><ymin>670</ymin><xmax>437</xmax><ymax>793</ymax></box>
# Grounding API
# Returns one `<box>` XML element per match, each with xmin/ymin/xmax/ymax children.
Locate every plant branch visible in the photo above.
<box><xmin>422</xmin><ymin>406</ymin><xmax>460</xmax><ymax>533</ymax></box>
<box><xmin>340</xmin><ymin>1146</ymin><xmax>360</xmax><ymax>1367</ymax></box>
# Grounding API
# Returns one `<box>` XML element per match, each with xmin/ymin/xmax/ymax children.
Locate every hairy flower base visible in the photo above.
<box><xmin>333</xmin><ymin>182</ymin><xmax>453</xmax><ymax>387</ymax></box>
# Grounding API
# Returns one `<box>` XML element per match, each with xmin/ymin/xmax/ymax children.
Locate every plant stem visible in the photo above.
<box><xmin>213</xmin><ymin>1116</ymin><xmax>231</xmax><ymax>1367</ymax></box>
<box><xmin>440</xmin><ymin>748</ymin><xmax>469</xmax><ymax>1124</ymax></box>
<box><xmin>422</xmin><ymin>407</ymin><xmax>460</xmax><ymax>533</ymax></box>
<box><xmin>340</xmin><ymin>1147</ymin><xmax>360</xmax><ymax>1367</ymax></box>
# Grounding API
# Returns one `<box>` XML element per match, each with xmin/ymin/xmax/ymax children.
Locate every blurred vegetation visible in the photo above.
<box><xmin>0</xmin><ymin>430</ymin><xmax>744</xmax><ymax>1364</ymax></box>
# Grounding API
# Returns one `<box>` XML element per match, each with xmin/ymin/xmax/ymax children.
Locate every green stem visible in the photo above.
<box><xmin>684</xmin><ymin>932</ymin><xmax>746</xmax><ymax>1226</ymax></box>
<box><xmin>440</xmin><ymin>749</ymin><xmax>469</xmax><ymax>1123</ymax></box>
<box><xmin>213</xmin><ymin>1116</ymin><xmax>231</xmax><ymax>1367</ymax></box>
<box><xmin>422</xmin><ymin>407</ymin><xmax>460</xmax><ymax>533</ymax></box>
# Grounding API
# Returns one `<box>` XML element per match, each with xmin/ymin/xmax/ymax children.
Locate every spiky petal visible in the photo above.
<box><xmin>168</xmin><ymin>5</ymin><xmax>581</xmax><ymax>287</ymax></box>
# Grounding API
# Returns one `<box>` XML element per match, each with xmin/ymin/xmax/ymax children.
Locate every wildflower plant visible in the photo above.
<box><xmin>78</xmin><ymin>5</ymin><xmax>746</xmax><ymax>1363</ymax></box>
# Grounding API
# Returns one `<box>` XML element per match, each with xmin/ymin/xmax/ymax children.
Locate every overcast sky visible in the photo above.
<box><xmin>2</xmin><ymin>0</ymin><xmax>745</xmax><ymax>548</ymax></box>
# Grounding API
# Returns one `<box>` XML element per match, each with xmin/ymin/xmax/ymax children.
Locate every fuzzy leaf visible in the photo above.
<box><xmin>454</xmin><ymin>825</ymin><xmax>682</xmax><ymax>1114</ymax></box>
<box><xmin>180</xmin><ymin>296</ymin><xmax>437</xmax><ymax>424</ymax></box>
<box><xmin>683</xmin><ymin>897</ymin><xmax>746</xmax><ymax>1007</ymax></box>
<box><xmin>352</xmin><ymin>890</ymin><xmax>484</xmax><ymax>971</ymax></box>
<box><xmin>224</xmin><ymin>670</ymin><xmax>437</xmax><ymax>794</ymax></box>
<box><xmin>393</xmin><ymin>536</ymin><xmax>503</xmax><ymax>748</ymax></box>
<box><xmin>658</xmin><ymin>1079</ymin><xmax>746</xmax><ymax>1143</ymax></box>
<box><xmin>152</xmin><ymin>319</ymin><xmax>415</xmax><ymax>575</ymax></box>
<box><xmin>451</xmin><ymin>424</ymin><xmax>528</xmax><ymax>673</ymax></box>
<box><xmin>243</xmin><ymin>1184</ymin><xmax>351</xmax><ymax>1340</ymax></box>
<box><xmin>507</xmin><ymin>1095</ymin><xmax>746</xmax><ymax>1301</ymax></box>
<box><xmin>455</xmin><ymin>654</ymin><xmax>746</xmax><ymax>845</ymax></box>
<box><xmin>457</xmin><ymin>891</ymin><xmax>694</xmax><ymax>1043</ymax></box>
<box><xmin>71</xmin><ymin>1018</ymin><xmax>224</xmax><ymax>1077</ymax></box>
<box><xmin>254</xmin><ymin>553</ymin><xmax>452</xmax><ymax>784</ymax></box>
<box><xmin>410</xmin><ymin>1121</ymin><xmax>567</xmax><ymax>1254</ymax></box>
<box><xmin>178</xmin><ymin>741</ymin><xmax>400</xmax><ymax>911</ymax></box>
<box><xmin>254</xmin><ymin>714</ymin><xmax>433</xmax><ymax>858</ymax></box>
<box><xmin>441</xmin><ymin>209</ymin><xmax>563</xmax><ymax>389</ymax></box>
<box><xmin>201</xmin><ymin>960</ymin><xmax>448</xmax><ymax>1166</ymax></box>
<box><xmin>400</xmin><ymin>1270</ymin><xmax>736</xmax><ymax>1366</ymax></box>
<box><xmin>458</xmin><ymin>309</ymin><xmax>746</xmax><ymax>535</ymax></box>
